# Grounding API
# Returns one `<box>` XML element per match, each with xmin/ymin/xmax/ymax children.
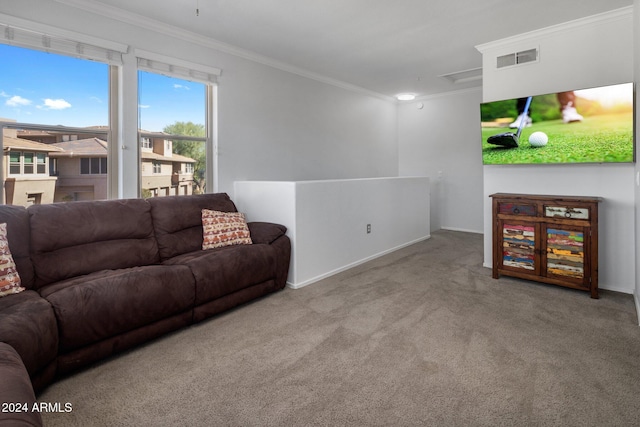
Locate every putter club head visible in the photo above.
<box><xmin>487</xmin><ymin>132</ymin><xmax>519</xmax><ymax>148</ymax></box>
<box><xmin>486</xmin><ymin>95</ymin><xmax>531</xmax><ymax>149</ymax></box>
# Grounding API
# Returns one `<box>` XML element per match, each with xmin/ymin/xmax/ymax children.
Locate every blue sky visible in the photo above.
<box><xmin>138</xmin><ymin>71</ymin><xmax>205</xmax><ymax>132</ymax></box>
<box><xmin>0</xmin><ymin>43</ymin><xmax>204</xmax><ymax>132</ymax></box>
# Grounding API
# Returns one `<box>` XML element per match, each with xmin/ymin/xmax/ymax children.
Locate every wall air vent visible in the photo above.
<box><xmin>496</xmin><ymin>48</ymin><xmax>538</xmax><ymax>69</ymax></box>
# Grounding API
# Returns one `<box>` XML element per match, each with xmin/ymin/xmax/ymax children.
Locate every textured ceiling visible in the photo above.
<box><xmin>56</xmin><ymin>0</ymin><xmax>633</xmax><ymax>99</ymax></box>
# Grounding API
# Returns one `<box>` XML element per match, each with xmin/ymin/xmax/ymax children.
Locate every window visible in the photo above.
<box><xmin>6</xmin><ymin>151</ymin><xmax>48</xmax><ymax>175</ymax></box>
<box><xmin>1</xmin><ymin>26</ymin><xmax>219</xmax><ymax>204</ymax></box>
<box><xmin>50</xmin><ymin>158</ymin><xmax>59</xmax><ymax>176</ymax></box>
<box><xmin>137</xmin><ymin>51</ymin><xmax>218</xmax><ymax>198</ymax></box>
<box><xmin>184</xmin><ymin>163</ymin><xmax>194</xmax><ymax>174</ymax></box>
<box><xmin>9</xmin><ymin>152</ymin><xmax>20</xmax><ymax>175</ymax></box>
<box><xmin>23</xmin><ymin>152</ymin><xmax>34</xmax><ymax>174</ymax></box>
<box><xmin>152</xmin><ymin>161</ymin><xmax>161</xmax><ymax>174</ymax></box>
<box><xmin>36</xmin><ymin>153</ymin><xmax>46</xmax><ymax>174</ymax></box>
<box><xmin>80</xmin><ymin>158</ymin><xmax>90</xmax><ymax>175</ymax></box>
<box><xmin>0</xmin><ymin>33</ymin><xmax>117</xmax><ymax>205</ymax></box>
<box><xmin>80</xmin><ymin>157</ymin><xmax>107</xmax><ymax>174</ymax></box>
<box><xmin>138</xmin><ymin>70</ymin><xmax>207</xmax><ymax>197</ymax></box>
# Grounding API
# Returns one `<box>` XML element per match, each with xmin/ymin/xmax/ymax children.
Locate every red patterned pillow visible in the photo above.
<box><xmin>0</xmin><ymin>223</ymin><xmax>24</xmax><ymax>297</ymax></box>
<box><xmin>202</xmin><ymin>210</ymin><xmax>252</xmax><ymax>250</ymax></box>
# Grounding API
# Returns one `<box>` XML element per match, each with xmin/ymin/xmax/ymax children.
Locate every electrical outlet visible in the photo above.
<box><xmin>367</xmin><ymin>224</ymin><xmax>371</xmax><ymax>234</ymax></box>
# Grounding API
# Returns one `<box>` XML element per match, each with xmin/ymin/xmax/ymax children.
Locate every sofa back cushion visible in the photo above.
<box><xmin>0</xmin><ymin>205</ymin><xmax>34</xmax><ymax>290</ymax></box>
<box><xmin>147</xmin><ymin>193</ymin><xmax>238</xmax><ymax>260</ymax></box>
<box><xmin>29</xmin><ymin>199</ymin><xmax>160</xmax><ymax>287</ymax></box>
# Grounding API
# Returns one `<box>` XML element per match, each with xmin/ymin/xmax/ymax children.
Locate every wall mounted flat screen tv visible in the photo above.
<box><xmin>481</xmin><ymin>82</ymin><xmax>635</xmax><ymax>165</ymax></box>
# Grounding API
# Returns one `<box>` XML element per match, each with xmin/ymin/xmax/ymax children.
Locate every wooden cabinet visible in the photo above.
<box><xmin>490</xmin><ymin>193</ymin><xmax>602</xmax><ymax>298</ymax></box>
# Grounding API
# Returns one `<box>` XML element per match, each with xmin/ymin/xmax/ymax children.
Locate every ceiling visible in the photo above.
<box><xmin>57</xmin><ymin>0</ymin><xmax>632</xmax><ymax>99</ymax></box>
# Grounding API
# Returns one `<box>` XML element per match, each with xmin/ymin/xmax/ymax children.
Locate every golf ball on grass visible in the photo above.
<box><xmin>529</xmin><ymin>131</ymin><xmax>548</xmax><ymax>147</ymax></box>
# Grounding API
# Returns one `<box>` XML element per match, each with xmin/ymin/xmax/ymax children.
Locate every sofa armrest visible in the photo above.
<box><xmin>248</xmin><ymin>222</ymin><xmax>287</xmax><ymax>245</ymax></box>
<box><xmin>0</xmin><ymin>342</ymin><xmax>42</xmax><ymax>426</ymax></box>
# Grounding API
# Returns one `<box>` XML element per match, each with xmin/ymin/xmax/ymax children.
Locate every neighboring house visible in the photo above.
<box><xmin>20</xmin><ymin>128</ymin><xmax>197</xmax><ymax>201</ymax></box>
<box><xmin>140</xmin><ymin>132</ymin><xmax>196</xmax><ymax>197</ymax></box>
<box><xmin>49</xmin><ymin>137</ymin><xmax>109</xmax><ymax>202</ymax></box>
<box><xmin>2</xmin><ymin>126</ymin><xmax>61</xmax><ymax>206</ymax></box>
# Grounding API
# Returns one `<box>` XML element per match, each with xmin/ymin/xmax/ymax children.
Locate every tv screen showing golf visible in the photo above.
<box><xmin>481</xmin><ymin>82</ymin><xmax>635</xmax><ymax>165</ymax></box>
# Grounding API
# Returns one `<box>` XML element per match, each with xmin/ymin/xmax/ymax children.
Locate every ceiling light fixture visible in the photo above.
<box><xmin>396</xmin><ymin>93</ymin><xmax>416</xmax><ymax>101</ymax></box>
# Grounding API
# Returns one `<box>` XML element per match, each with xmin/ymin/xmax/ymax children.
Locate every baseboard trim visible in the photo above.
<box><xmin>441</xmin><ymin>226</ymin><xmax>483</xmax><ymax>234</ymax></box>
<box><xmin>286</xmin><ymin>235</ymin><xmax>431</xmax><ymax>289</ymax></box>
<box><xmin>481</xmin><ymin>263</ymin><xmax>636</xmax><ymax>297</ymax></box>
<box><xmin>598</xmin><ymin>284</ymin><xmax>635</xmax><ymax>295</ymax></box>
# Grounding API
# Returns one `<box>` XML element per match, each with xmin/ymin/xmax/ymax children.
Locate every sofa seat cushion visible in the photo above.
<box><xmin>0</xmin><ymin>290</ymin><xmax>58</xmax><ymax>377</ymax></box>
<box><xmin>0</xmin><ymin>342</ymin><xmax>42</xmax><ymax>427</ymax></box>
<box><xmin>39</xmin><ymin>265</ymin><xmax>195</xmax><ymax>353</ymax></box>
<box><xmin>164</xmin><ymin>244</ymin><xmax>276</xmax><ymax>306</ymax></box>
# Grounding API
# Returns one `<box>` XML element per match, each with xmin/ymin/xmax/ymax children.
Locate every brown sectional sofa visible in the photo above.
<box><xmin>0</xmin><ymin>193</ymin><xmax>290</xmax><ymax>426</ymax></box>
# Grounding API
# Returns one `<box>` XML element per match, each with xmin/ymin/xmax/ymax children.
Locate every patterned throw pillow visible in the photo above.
<box><xmin>202</xmin><ymin>210</ymin><xmax>252</xmax><ymax>250</ymax></box>
<box><xmin>0</xmin><ymin>223</ymin><xmax>24</xmax><ymax>297</ymax></box>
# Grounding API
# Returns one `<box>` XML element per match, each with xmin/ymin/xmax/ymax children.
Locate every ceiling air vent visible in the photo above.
<box><xmin>496</xmin><ymin>48</ymin><xmax>538</xmax><ymax>69</ymax></box>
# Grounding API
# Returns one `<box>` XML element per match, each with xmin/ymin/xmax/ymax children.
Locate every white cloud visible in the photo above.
<box><xmin>41</xmin><ymin>98</ymin><xmax>71</xmax><ymax>110</ymax></box>
<box><xmin>139</xmin><ymin>104</ymin><xmax>150</xmax><ymax>109</ymax></box>
<box><xmin>0</xmin><ymin>91</ymin><xmax>10</xmax><ymax>98</ymax></box>
<box><xmin>6</xmin><ymin>95</ymin><xmax>32</xmax><ymax>107</ymax></box>
<box><xmin>89</xmin><ymin>96</ymin><xmax>103</xmax><ymax>104</ymax></box>
<box><xmin>173</xmin><ymin>84</ymin><xmax>190</xmax><ymax>90</ymax></box>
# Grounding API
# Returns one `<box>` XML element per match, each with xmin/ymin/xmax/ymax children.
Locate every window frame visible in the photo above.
<box><xmin>136</xmin><ymin>50</ymin><xmax>218</xmax><ymax>198</ymax></box>
<box><xmin>6</xmin><ymin>151</ymin><xmax>49</xmax><ymax>176</ymax></box>
<box><xmin>0</xmin><ymin>23</ymin><xmax>220</xmax><ymax>203</ymax></box>
<box><xmin>0</xmin><ymin>20</ymin><xmax>122</xmax><ymax>202</ymax></box>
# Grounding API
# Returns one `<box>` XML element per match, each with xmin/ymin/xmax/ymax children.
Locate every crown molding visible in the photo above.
<box><xmin>53</xmin><ymin>0</ymin><xmax>395</xmax><ymax>102</ymax></box>
<box><xmin>476</xmin><ymin>6</ymin><xmax>632</xmax><ymax>53</ymax></box>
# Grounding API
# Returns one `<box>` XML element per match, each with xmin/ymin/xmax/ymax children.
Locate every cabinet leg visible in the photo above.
<box><xmin>590</xmin><ymin>288</ymin><xmax>599</xmax><ymax>299</ymax></box>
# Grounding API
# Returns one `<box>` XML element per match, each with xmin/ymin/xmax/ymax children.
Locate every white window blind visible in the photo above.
<box><xmin>137</xmin><ymin>49</ymin><xmax>221</xmax><ymax>84</ymax></box>
<box><xmin>0</xmin><ymin>18</ymin><xmax>127</xmax><ymax>65</ymax></box>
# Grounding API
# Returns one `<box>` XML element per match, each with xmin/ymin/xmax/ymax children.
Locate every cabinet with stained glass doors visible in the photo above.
<box><xmin>490</xmin><ymin>193</ymin><xmax>601</xmax><ymax>299</ymax></box>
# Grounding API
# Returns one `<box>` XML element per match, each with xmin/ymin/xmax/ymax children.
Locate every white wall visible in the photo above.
<box><xmin>398</xmin><ymin>89</ymin><xmax>484</xmax><ymax>233</ymax></box>
<box><xmin>235</xmin><ymin>177</ymin><xmax>430</xmax><ymax>288</ymax></box>
<box><xmin>2</xmin><ymin>0</ymin><xmax>399</xmax><ymax>199</ymax></box>
<box><xmin>477</xmin><ymin>7</ymin><xmax>636</xmax><ymax>294</ymax></box>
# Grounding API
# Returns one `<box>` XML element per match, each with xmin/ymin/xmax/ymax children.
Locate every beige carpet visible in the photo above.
<box><xmin>38</xmin><ymin>230</ymin><xmax>640</xmax><ymax>426</ymax></box>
